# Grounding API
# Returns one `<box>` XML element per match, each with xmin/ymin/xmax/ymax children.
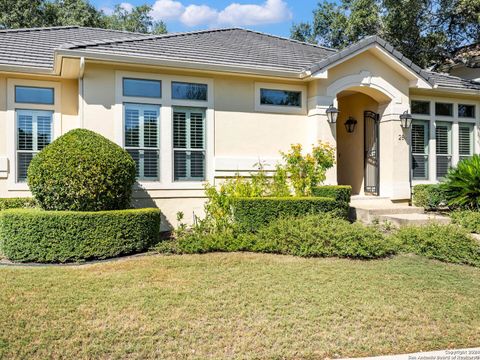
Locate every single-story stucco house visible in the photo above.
<box><xmin>0</xmin><ymin>26</ymin><xmax>479</xmax><ymax>226</ymax></box>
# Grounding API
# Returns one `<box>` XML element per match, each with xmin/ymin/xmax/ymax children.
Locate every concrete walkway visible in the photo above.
<box><xmin>342</xmin><ymin>347</ymin><xmax>480</xmax><ymax>359</ymax></box>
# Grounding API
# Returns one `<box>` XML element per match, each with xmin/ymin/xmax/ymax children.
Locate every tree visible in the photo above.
<box><xmin>291</xmin><ymin>0</ymin><xmax>479</xmax><ymax>68</ymax></box>
<box><xmin>105</xmin><ymin>4</ymin><xmax>167</xmax><ymax>34</ymax></box>
<box><xmin>0</xmin><ymin>0</ymin><xmax>167</xmax><ymax>35</ymax></box>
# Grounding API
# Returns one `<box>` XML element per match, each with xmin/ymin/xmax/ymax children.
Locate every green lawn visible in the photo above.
<box><xmin>1</xmin><ymin>253</ymin><xmax>479</xmax><ymax>359</ymax></box>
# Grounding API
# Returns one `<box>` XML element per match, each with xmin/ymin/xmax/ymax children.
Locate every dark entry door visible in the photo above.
<box><xmin>364</xmin><ymin>111</ymin><xmax>380</xmax><ymax>195</ymax></box>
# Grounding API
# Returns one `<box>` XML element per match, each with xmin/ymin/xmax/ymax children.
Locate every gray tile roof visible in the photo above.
<box><xmin>61</xmin><ymin>28</ymin><xmax>337</xmax><ymax>73</ymax></box>
<box><xmin>0</xmin><ymin>26</ymin><xmax>478</xmax><ymax>92</ymax></box>
<box><xmin>0</xmin><ymin>26</ymin><xmax>148</xmax><ymax>69</ymax></box>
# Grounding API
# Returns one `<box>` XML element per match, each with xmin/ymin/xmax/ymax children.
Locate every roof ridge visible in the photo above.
<box><xmin>59</xmin><ymin>27</ymin><xmax>238</xmax><ymax>50</ymax></box>
<box><xmin>0</xmin><ymin>25</ymin><xmax>79</xmax><ymax>33</ymax></box>
<box><xmin>235</xmin><ymin>27</ymin><xmax>337</xmax><ymax>52</ymax></box>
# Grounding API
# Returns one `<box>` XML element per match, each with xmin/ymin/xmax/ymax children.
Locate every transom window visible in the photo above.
<box><xmin>123</xmin><ymin>78</ymin><xmax>161</xmax><ymax>98</ymax></box>
<box><xmin>260</xmin><ymin>88</ymin><xmax>301</xmax><ymax>107</ymax></box>
<box><xmin>16</xmin><ymin>109</ymin><xmax>52</xmax><ymax>182</ymax></box>
<box><xmin>435</xmin><ymin>122</ymin><xmax>452</xmax><ymax>179</ymax></box>
<box><xmin>15</xmin><ymin>86</ymin><xmax>54</xmax><ymax>105</ymax></box>
<box><xmin>173</xmin><ymin>108</ymin><xmax>206</xmax><ymax>181</ymax></box>
<box><xmin>411</xmin><ymin>100</ymin><xmax>430</xmax><ymax>115</ymax></box>
<box><xmin>172</xmin><ymin>82</ymin><xmax>207</xmax><ymax>101</ymax></box>
<box><xmin>435</xmin><ymin>102</ymin><xmax>453</xmax><ymax>117</ymax></box>
<box><xmin>459</xmin><ymin>123</ymin><xmax>474</xmax><ymax>161</ymax></box>
<box><xmin>124</xmin><ymin>103</ymin><xmax>160</xmax><ymax>181</ymax></box>
<box><xmin>458</xmin><ymin>104</ymin><xmax>475</xmax><ymax>118</ymax></box>
<box><xmin>411</xmin><ymin>120</ymin><xmax>429</xmax><ymax>180</ymax></box>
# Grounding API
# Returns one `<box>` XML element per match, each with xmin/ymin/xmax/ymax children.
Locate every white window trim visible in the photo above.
<box><xmin>410</xmin><ymin>95</ymin><xmax>480</xmax><ymax>185</ymax></box>
<box><xmin>254</xmin><ymin>82</ymin><xmax>307</xmax><ymax>114</ymax></box>
<box><xmin>6</xmin><ymin>78</ymin><xmax>61</xmax><ymax>191</ymax></box>
<box><xmin>114</xmin><ymin>71</ymin><xmax>214</xmax><ymax>190</ymax></box>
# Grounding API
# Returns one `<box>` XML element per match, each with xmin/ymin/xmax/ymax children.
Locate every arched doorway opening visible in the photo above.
<box><xmin>336</xmin><ymin>87</ymin><xmax>391</xmax><ymax>196</ymax></box>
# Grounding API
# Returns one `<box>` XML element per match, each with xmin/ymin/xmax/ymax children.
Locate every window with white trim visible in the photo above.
<box><xmin>435</xmin><ymin>122</ymin><xmax>452</xmax><ymax>179</ymax></box>
<box><xmin>411</xmin><ymin>120</ymin><xmax>429</xmax><ymax>180</ymax></box>
<box><xmin>459</xmin><ymin>123</ymin><xmax>474</xmax><ymax>162</ymax></box>
<box><xmin>16</xmin><ymin>109</ymin><xmax>52</xmax><ymax>182</ymax></box>
<box><xmin>173</xmin><ymin>107</ymin><xmax>205</xmax><ymax>181</ymax></box>
<box><xmin>124</xmin><ymin>103</ymin><xmax>160</xmax><ymax>181</ymax></box>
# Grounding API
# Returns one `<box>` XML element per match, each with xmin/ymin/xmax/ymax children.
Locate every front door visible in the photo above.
<box><xmin>364</xmin><ymin>111</ymin><xmax>379</xmax><ymax>195</ymax></box>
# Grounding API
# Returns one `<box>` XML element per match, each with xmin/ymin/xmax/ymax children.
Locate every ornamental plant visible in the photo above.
<box><xmin>442</xmin><ymin>155</ymin><xmax>480</xmax><ymax>210</ymax></box>
<box><xmin>27</xmin><ymin>129</ymin><xmax>136</xmax><ymax>211</ymax></box>
<box><xmin>279</xmin><ymin>142</ymin><xmax>335</xmax><ymax>196</ymax></box>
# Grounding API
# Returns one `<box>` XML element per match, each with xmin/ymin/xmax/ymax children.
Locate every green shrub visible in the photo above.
<box><xmin>412</xmin><ymin>184</ymin><xmax>447</xmax><ymax>210</ymax></box>
<box><xmin>312</xmin><ymin>185</ymin><xmax>352</xmax><ymax>205</ymax></box>
<box><xmin>442</xmin><ymin>155</ymin><xmax>480</xmax><ymax>210</ymax></box>
<box><xmin>0</xmin><ymin>198</ymin><xmax>36</xmax><ymax>210</ymax></box>
<box><xmin>0</xmin><ymin>208</ymin><xmax>161</xmax><ymax>263</ymax></box>
<box><xmin>451</xmin><ymin>211</ymin><xmax>480</xmax><ymax>233</ymax></box>
<box><xmin>27</xmin><ymin>129</ymin><xmax>136</xmax><ymax>211</ymax></box>
<box><xmin>233</xmin><ymin>197</ymin><xmax>343</xmax><ymax>232</ymax></box>
<box><xmin>253</xmin><ymin>214</ymin><xmax>397</xmax><ymax>259</ymax></box>
<box><xmin>394</xmin><ymin>224</ymin><xmax>480</xmax><ymax>267</ymax></box>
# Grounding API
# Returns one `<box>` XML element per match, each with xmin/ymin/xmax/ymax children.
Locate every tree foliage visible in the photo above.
<box><xmin>291</xmin><ymin>0</ymin><xmax>480</xmax><ymax>68</ymax></box>
<box><xmin>0</xmin><ymin>0</ymin><xmax>167</xmax><ymax>34</ymax></box>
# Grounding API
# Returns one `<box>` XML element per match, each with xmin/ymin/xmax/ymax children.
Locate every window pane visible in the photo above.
<box><xmin>458</xmin><ymin>104</ymin><xmax>475</xmax><ymax>118</ymax></box>
<box><xmin>125</xmin><ymin>108</ymin><xmax>140</xmax><ymax>147</ymax></box>
<box><xmin>143</xmin><ymin>110</ymin><xmax>158</xmax><ymax>148</ymax></box>
<box><xmin>174</xmin><ymin>150</ymin><xmax>187</xmax><ymax>180</ymax></box>
<box><xmin>18</xmin><ymin>114</ymin><xmax>33</xmax><ymax>150</ymax></box>
<box><xmin>411</xmin><ymin>101</ymin><xmax>430</xmax><ymax>115</ymax></box>
<box><xmin>123</xmin><ymin>78</ymin><xmax>161</xmax><ymax>98</ymax></box>
<box><xmin>15</xmin><ymin>86</ymin><xmax>54</xmax><ymax>104</ymax></box>
<box><xmin>436</xmin><ymin>122</ymin><xmax>452</xmax><ymax>179</ymax></box>
<box><xmin>260</xmin><ymin>88</ymin><xmax>301</xmax><ymax>107</ymax></box>
<box><xmin>37</xmin><ymin>116</ymin><xmax>51</xmax><ymax>150</ymax></box>
<box><xmin>411</xmin><ymin>121</ymin><xmax>429</xmax><ymax>180</ymax></box>
<box><xmin>190</xmin><ymin>112</ymin><xmax>204</xmax><ymax>149</ymax></box>
<box><xmin>459</xmin><ymin>124</ymin><xmax>474</xmax><ymax>161</ymax></box>
<box><xmin>143</xmin><ymin>150</ymin><xmax>159</xmax><ymax>179</ymax></box>
<box><xmin>173</xmin><ymin>111</ymin><xmax>187</xmax><ymax>148</ymax></box>
<box><xmin>190</xmin><ymin>151</ymin><xmax>205</xmax><ymax>179</ymax></box>
<box><xmin>435</xmin><ymin>102</ymin><xmax>453</xmax><ymax>116</ymax></box>
<box><xmin>127</xmin><ymin>149</ymin><xmax>140</xmax><ymax>177</ymax></box>
<box><xmin>17</xmin><ymin>152</ymin><xmax>34</xmax><ymax>182</ymax></box>
<box><xmin>172</xmin><ymin>82</ymin><xmax>207</xmax><ymax>101</ymax></box>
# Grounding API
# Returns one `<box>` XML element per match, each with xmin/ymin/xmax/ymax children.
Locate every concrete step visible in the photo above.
<box><xmin>378</xmin><ymin>213</ymin><xmax>451</xmax><ymax>227</ymax></box>
<box><xmin>349</xmin><ymin>202</ymin><xmax>424</xmax><ymax>223</ymax></box>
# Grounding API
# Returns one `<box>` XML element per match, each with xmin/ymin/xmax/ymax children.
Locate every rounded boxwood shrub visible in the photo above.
<box><xmin>0</xmin><ymin>208</ymin><xmax>161</xmax><ymax>263</ymax></box>
<box><xmin>27</xmin><ymin>129</ymin><xmax>136</xmax><ymax>211</ymax></box>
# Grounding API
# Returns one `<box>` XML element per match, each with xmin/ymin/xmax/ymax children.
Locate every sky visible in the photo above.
<box><xmin>92</xmin><ymin>0</ymin><xmax>317</xmax><ymax>37</ymax></box>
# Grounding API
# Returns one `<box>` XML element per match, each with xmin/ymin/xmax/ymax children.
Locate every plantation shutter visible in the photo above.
<box><xmin>459</xmin><ymin>123</ymin><xmax>474</xmax><ymax>162</ymax></box>
<box><xmin>124</xmin><ymin>104</ymin><xmax>160</xmax><ymax>180</ymax></box>
<box><xmin>411</xmin><ymin>121</ymin><xmax>429</xmax><ymax>180</ymax></box>
<box><xmin>173</xmin><ymin>108</ymin><xmax>205</xmax><ymax>181</ymax></box>
<box><xmin>436</xmin><ymin>122</ymin><xmax>452</xmax><ymax>179</ymax></box>
<box><xmin>16</xmin><ymin>109</ymin><xmax>52</xmax><ymax>182</ymax></box>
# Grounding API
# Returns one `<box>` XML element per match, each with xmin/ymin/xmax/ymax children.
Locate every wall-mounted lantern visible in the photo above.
<box><xmin>326</xmin><ymin>104</ymin><xmax>339</xmax><ymax>123</ymax></box>
<box><xmin>344</xmin><ymin>117</ymin><xmax>357</xmax><ymax>133</ymax></box>
<box><xmin>399</xmin><ymin>110</ymin><xmax>413</xmax><ymax>129</ymax></box>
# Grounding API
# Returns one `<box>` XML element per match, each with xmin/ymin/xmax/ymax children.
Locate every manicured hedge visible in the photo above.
<box><xmin>0</xmin><ymin>208</ymin><xmax>161</xmax><ymax>263</ymax></box>
<box><xmin>233</xmin><ymin>197</ymin><xmax>342</xmax><ymax>232</ymax></box>
<box><xmin>412</xmin><ymin>184</ymin><xmax>447</xmax><ymax>210</ymax></box>
<box><xmin>451</xmin><ymin>211</ymin><xmax>480</xmax><ymax>233</ymax></box>
<box><xmin>0</xmin><ymin>198</ymin><xmax>36</xmax><ymax>211</ymax></box>
<box><xmin>312</xmin><ymin>185</ymin><xmax>352</xmax><ymax>205</ymax></box>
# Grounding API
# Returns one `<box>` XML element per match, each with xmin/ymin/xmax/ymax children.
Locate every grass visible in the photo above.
<box><xmin>1</xmin><ymin>253</ymin><xmax>479</xmax><ymax>359</ymax></box>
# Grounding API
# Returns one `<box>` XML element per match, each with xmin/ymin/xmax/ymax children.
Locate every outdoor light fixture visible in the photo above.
<box><xmin>399</xmin><ymin>110</ymin><xmax>413</xmax><ymax>128</ymax></box>
<box><xmin>344</xmin><ymin>117</ymin><xmax>357</xmax><ymax>133</ymax></box>
<box><xmin>326</xmin><ymin>104</ymin><xmax>339</xmax><ymax>123</ymax></box>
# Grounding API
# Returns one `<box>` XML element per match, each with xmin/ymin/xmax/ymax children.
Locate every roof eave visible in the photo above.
<box><xmin>0</xmin><ymin>64</ymin><xmax>55</xmax><ymax>75</ymax></box>
<box><xmin>55</xmin><ymin>49</ymin><xmax>304</xmax><ymax>79</ymax></box>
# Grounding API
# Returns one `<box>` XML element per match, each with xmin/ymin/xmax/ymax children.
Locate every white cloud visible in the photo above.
<box><xmin>180</xmin><ymin>5</ymin><xmax>218</xmax><ymax>27</ymax></box>
<box><xmin>218</xmin><ymin>0</ymin><xmax>292</xmax><ymax>26</ymax></box>
<box><xmin>149</xmin><ymin>0</ymin><xmax>292</xmax><ymax>27</ymax></box>
<box><xmin>119</xmin><ymin>2</ymin><xmax>134</xmax><ymax>12</ymax></box>
<box><xmin>151</xmin><ymin>0</ymin><xmax>185</xmax><ymax>20</ymax></box>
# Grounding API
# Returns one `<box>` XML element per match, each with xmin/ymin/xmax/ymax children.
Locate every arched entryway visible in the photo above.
<box><xmin>336</xmin><ymin>87</ymin><xmax>391</xmax><ymax>196</ymax></box>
